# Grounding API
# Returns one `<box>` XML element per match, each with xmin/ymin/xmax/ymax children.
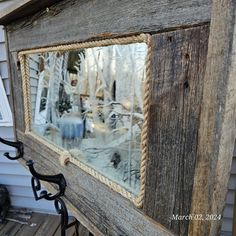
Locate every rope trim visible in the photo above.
<box><xmin>19</xmin><ymin>34</ymin><xmax>152</xmax><ymax>208</ymax></box>
<box><xmin>19</xmin><ymin>54</ymin><xmax>31</xmax><ymax>132</ymax></box>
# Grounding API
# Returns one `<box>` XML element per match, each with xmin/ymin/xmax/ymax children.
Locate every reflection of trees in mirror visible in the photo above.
<box><xmin>29</xmin><ymin>43</ymin><xmax>147</xmax><ymax>195</ymax></box>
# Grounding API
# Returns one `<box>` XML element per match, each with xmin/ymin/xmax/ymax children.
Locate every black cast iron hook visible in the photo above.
<box><xmin>26</xmin><ymin>160</ymin><xmax>67</xmax><ymax>201</ymax></box>
<box><xmin>54</xmin><ymin>198</ymin><xmax>79</xmax><ymax>236</ymax></box>
<box><xmin>0</xmin><ymin>137</ymin><xmax>24</xmax><ymax>160</ymax></box>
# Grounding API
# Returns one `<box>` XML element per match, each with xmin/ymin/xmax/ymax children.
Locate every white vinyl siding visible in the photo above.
<box><xmin>221</xmin><ymin>146</ymin><xmax>236</xmax><ymax>236</ymax></box>
<box><xmin>0</xmin><ymin>25</ymin><xmax>55</xmax><ymax>213</ymax></box>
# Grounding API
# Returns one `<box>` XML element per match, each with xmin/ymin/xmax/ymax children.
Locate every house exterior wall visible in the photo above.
<box><xmin>221</xmin><ymin>150</ymin><xmax>236</xmax><ymax>235</ymax></box>
<box><xmin>0</xmin><ymin>25</ymin><xmax>55</xmax><ymax>213</ymax></box>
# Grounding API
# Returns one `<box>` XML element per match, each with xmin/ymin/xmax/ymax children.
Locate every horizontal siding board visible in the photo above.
<box><xmin>31</xmin><ymin>96</ymin><xmax>36</xmax><ymax>103</ymax></box>
<box><xmin>0</xmin><ymin>43</ymin><xmax>6</xmax><ymax>61</ymax></box>
<box><xmin>228</xmin><ymin>174</ymin><xmax>236</xmax><ymax>190</ymax></box>
<box><xmin>30</xmin><ymin>86</ymin><xmax>37</xmax><ymax>94</ymax></box>
<box><xmin>0</xmin><ymin>154</ymin><xmax>18</xmax><ymax>163</ymax></box>
<box><xmin>221</xmin><ymin>232</ymin><xmax>232</xmax><ymax>236</ymax></box>
<box><xmin>223</xmin><ymin>205</ymin><xmax>234</xmax><ymax>219</ymax></box>
<box><xmin>221</xmin><ymin>218</ymin><xmax>232</xmax><ymax>233</ymax></box>
<box><xmin>231</xmin><ymin>156</ymin><xmax>236</xmax><ymax>174</ymax></box>
<box><xmin>0</xmin><ymin>163</ymin><xmax>31</xmax><ymax>176</ymax></box>
<box><xmin>0</xmin><ymin>127</ymin><xmax>14</xmax><ymax>138</ymax></box>
<box><xmin>221</xmin><ymin>156</ymin><xmax>236</xmax><ymax>235</ymax></box>
<box><xmin>0</xmin><ymin>61</ymin><xmax>9</xmax><ymax>78</ymax></box>
<box><xmin>225</xmin><ymin>190</ymin><xmax>235</xmax><ymax>205</ymax></box>
<box><xmin>233</xmin><ymin>142</ymin><xmax>236</xmax><ymax>156</ymax></box>
<box><xmin>0</xmin><ymin>143</ymin><xmax>15</xmax><ymax>151</ymax></box>
<box><xmin>2</xmin><ymin>78</ymin><xmax>10</xmax><ymax>95</ymax></box>
<box><xmin>6</xmin><ymin>185</ymin><xmax>35</xmax><ymax>198</ymax></box>
<box><xmin>29</xmin><ymin>69</ymin><xmax>39</xmax><ymax>79</ymax></box>
<box><xmin>30</xmin><ymin>78</ymin><xmax>39</xmax><ymax>87</ymax></box>
<box><xmin>29</xmin><ymin>58</ymin><xmax>39</xmax><ymax>70</ymax></box>
<box><xmin>0</xmin><ymin>174</ymin><xmax>32</xmax><ymax>187</ymax></box>
<box><xmin>10</xmin><ymin>196</ymin><xmax>56</xmax><ymax>214</ymax></box>
<box><xmin>0</xmin><ymin>26</ymin><xmax>4</xmax><ymax>42</ymax></box>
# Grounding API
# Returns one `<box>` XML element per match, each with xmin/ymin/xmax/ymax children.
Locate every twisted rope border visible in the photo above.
<box><xmin>18</xmin><ymin>34</ymin><xmax>152</xmax><ymax>208</ymax></box>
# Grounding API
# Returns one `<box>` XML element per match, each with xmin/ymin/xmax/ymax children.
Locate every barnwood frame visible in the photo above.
<box><xmin>189</xmin><ymin>0</ymin><xmax>236</xmax><ymax>235</ymax></box>
<box><xmin>1</xmin><ymin>0</ymin><xmax>236</xmax><ymax>235</ymax></box>
<box><xmin>18</xmin><ymin>34</ymin><xmax>152</xmax><ymax>208</ymax></box>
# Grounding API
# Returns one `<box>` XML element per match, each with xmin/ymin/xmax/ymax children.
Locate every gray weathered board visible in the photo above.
<box><xmin>3</xmin><ymin>0</ymin><xmax>236</xmax><ymax>235</ymax></box>
<box><xmin>189</xmin><ymin>1</ymin><xmax>236</xmax><ymax>235</ymax></box>
<box><xmin>144</xmin><ymin>25</ymin><xmax>210</xmax><ymax>235</ymax></box>
<box><xmin>5</xmin><ymin>0</ymin><xmax>211</xmax><ymax>52</ymax></box>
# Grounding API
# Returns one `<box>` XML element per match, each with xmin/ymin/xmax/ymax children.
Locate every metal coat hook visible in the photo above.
<box><xmin>26</xmin><ymin>160</ymin><xmax>79</xmax><ymax>236</ymax></box>
<box><xmin>0</xmin><ymin>137</ymin><xmax>24</xmax><ymax>160</ymax></box>
<box><xmin>55</xmin><ymin>198</ymin><xmax>79</xmax><ymax>236</ymax></box>
<box><xmin>26</xmin><ymin>160</ymin><xmax>67</xmax><ymax>200</ymax></box>
<box><xmin>0</xmin><ymin>138</ymin><xmax>80</xmax><ymax>235</ymax></box>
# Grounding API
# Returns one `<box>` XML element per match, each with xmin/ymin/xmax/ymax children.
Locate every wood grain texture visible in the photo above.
<box><xmin>0</xmin><ymin>0</ymin><xmax>61</xmax><ymax>25</ymax></box>
<box><xmin>189</xmin><ymin>1</ymin><xmax>236</xmax><ymax>235</ymax></box>
<box><xmin>9</xmin><ymin>25</ymin><xmax>210</xmax><ymax>235</ymax></box>
<box><xmin>143</xmin><ymin>25</ymin><xmax>209</xmax><ymax>235</ymax></box>
<box><xmin>17</xmin><ymin>130</ymin><xmax>174</xmax><ymax>236</ymax></box>
<box><xmin>6</xmin><ymin>0</ymin><xmax>211</xmax><ymax>52</ymax></box>
<box><xmin>8</xmin><ymin>51</ymin><xmax>25</xmax><ymax>132</ymax></box>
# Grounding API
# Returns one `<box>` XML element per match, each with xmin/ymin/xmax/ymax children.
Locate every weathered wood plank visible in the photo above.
<box><xmin>54</xmin><ymin>220</ymin><xmax>88</xmax><ymax>236</ymax></box>
<box><xmin>189</xmin><ymin>1</ymin><xmax>236</xmax><ymax>235</ymax></box>
<box><xmin>17</xmin><ymin>130</ymin><xmax>174</xmax><ymax>236</ymax></box>
<box><xmin>0</xmin><ymin>220</ymin><xmax>23</xmax><ymax>236</ymax></box>
<box><xmin>143</xmin><ymin>25</ymin><xmax>209</xmax><ymax>235</ymax></box>
<box><xmin>34</xmin><ymin>214</ymin><xmax>60</xmax><ymax>235</ymax></box>
<box><xmin>7</xmin><ymin>51</ymin><xmax>25</xmax><ymax>132</ymax></box>
<box><xmin>6</xmin><ymin>0</ymin><xmax>211</xmax><ymax>52</ymax></box>
<box><xmin>0</xmin><ymin>0</ymin><xmax>61</xmax><ymax>25</ymax></box>
<box><xmin>16</xmin><ymin>213</ymin><xmax>46</xmax><ymax>236</ymax></box>
<box><xmin>0</xmin><ymin>213</ymin><xmax>62</xmax><ymax>236</ymax></box>
<box><xmin>78</xmin><ymin>224</ymin><xmax>91</xmax><ymax>236</ymax></box>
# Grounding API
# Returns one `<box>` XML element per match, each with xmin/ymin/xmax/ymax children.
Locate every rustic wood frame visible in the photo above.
<box><xmin>18</xmin><ymin>34</ymin><xmax>152</xmax><ymax>208</ymax></box>
<box><xmin>188</xmin><ymin>1</ymin><xmax>236</xmax><ymax>235</ymax></box>
<box><xmin>3</xmin><ymin>0</ymin><xmax>236</xmax><ymax>235</ymax></box>
<box><xmin>5</xmin><ymin>4</ymin><xmax>211</xmax><ymax>234</ymax></box>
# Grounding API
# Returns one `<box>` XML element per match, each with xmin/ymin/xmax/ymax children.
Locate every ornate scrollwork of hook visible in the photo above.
<box><xmin>26</xmin><ymin>160</ymin><xmax>67</xmax><ymax>201</ymax></box>
<box><xmin>26</xmin><ymin>160</ymin><xmax>80</xmax><ymax>235</ymax></box>
<box><xmin>0</xmin><ymin>137</ymin><xmax>24</xmax><ymax>160</ymax></box>
<box><xmin>31</xmin><ymin>176</ymin><xmax>52</xmax><ymax>200</ymax></box>
<box><xmin>54</xmin><ymin>198</ymin><xmax>79</xmax><ymax>236</ymax></box>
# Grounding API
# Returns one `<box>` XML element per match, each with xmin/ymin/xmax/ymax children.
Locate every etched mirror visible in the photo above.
<box><xmin>20</xmin><ymin>37</ymin><xmax>150</xmax><ymax>205</ymax></box>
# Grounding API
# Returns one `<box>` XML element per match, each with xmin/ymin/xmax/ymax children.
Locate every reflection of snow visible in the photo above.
<box><xmin>29</xmin><ymin>43</ymin><xmax>147</xmax><ymax>196</ymax></box>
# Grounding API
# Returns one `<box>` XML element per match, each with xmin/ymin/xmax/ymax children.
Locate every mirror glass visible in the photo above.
<box><xmin>28</xmin><ymin>43</ymin><xmax>147</xmax><ymax>195</ymax></box>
